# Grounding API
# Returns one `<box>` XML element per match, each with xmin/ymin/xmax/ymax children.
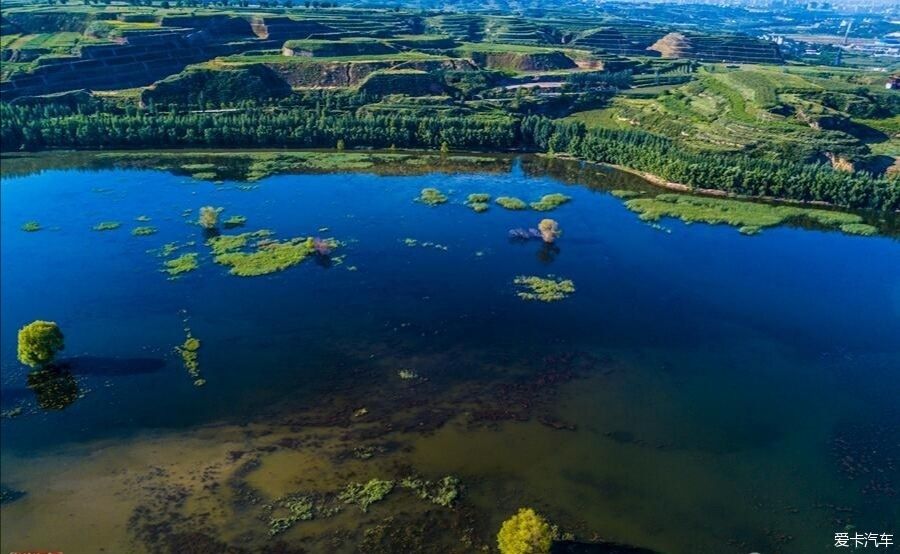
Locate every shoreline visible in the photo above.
<box><xmin>1</xmin><ymin>147</ymin><xmax>893</xmax><ymax>216</ymax></box>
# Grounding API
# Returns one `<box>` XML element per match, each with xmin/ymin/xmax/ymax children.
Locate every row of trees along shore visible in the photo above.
<box><xmin>1</xmin><ymin>103</ymin><xmax>897</xmax><ymax>212</ymax></box>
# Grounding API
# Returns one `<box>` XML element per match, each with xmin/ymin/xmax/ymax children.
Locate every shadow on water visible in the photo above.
<box><xmin>61</xmin><ymin>355</ymin><xmax>166</xmax><ymax>377</ymax></box>
<box><xmin>26</xmin><ymin>365</ymin><xmax>79</xmax><ymax>410</ymax></box>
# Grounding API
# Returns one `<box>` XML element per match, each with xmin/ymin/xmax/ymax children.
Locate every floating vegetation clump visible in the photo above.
<box><xmin>400</xmin><ymin>475</ymin><xmax>461</xmax><ymax>507</ymax></box>
<box><xmin>164</xmin><ymin>253</ymin><xmax>199</xmax><ymax>277</ymax></box>
<box><xmin>209</xmin><ymin>231</ymin><xmax>335</xmax><ymax>277</ymax></box>
<box><xmin>417</xmin><ymin>187</ymin><xmax>448</xmax><ymax>206</ymax></box>
<box><xmin>21</xmin><ymin>221</ymin><xmax>41</xmax><ymax>232</ymax></box>
<box><xmin>214</xmin><ymin>239</ymin><xmax>316</xmax><ymax>277</ymax></box>
<box><xmin>223</xmin><ymin>215</ymin><xmax>247</xmax><ymax>229</ymax></box>
<box><xmin>496</xmin><ymin>196</ymin><xmax>527</xmax><ymax>210</ymax></box>
<box><xmin>610</xmin><ymin>190</ymin><xmax>642</xmax><ymax>199</ymax></box>
<box><xmin>175</xmin><ymin>330</ymin><xmax>204</xmax><ymax>386</ymax></box>
<box><xmin>131</xmin><ymin>226</ymin><xmax>157</xmax><ymax>236</ymax></box>
<box><xmin>93</xmin><ymin>221</ymin><xmax>121</xmax><ymax>231</ymax></box>
<box><xmin>466</xmin><ymin>193</ymin><xmax>491</xmax><ymax>213</ymax></box>
<box><xmin>266</xmin><ymin>494</ymin><xmax>328</xmax><ymax>536</ymax></box>
<box><xmin>530</xmin><ymin>193</ymin><xmax>571</xmax><ymax>211</ymax></box>
<box><xmin>207</xmin><ymin>230</ymin><xmax>272</xmax><ymax>256</ymax></box>
<box><xmin>136</xmin><ymin>215</ymin><xmax>152</xmax><ymax>222</ymax></box>
<box><xmin>514</xmin><ymin>275</ymin><xmax>575</xmax><ymax>302</ymax></box>
<box><xmin>338</xmin><ymin>479</ymin><xmax>394</xmax><ymax>512</ymax></box>
<box><xmin>624</xmin><ymin>194</ymin><xmax>877</xmax><ymax>235</ymax></box>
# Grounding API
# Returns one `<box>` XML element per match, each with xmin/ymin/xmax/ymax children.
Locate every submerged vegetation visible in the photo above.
<box><xmin>92</xmin><ymin>221</ymin><xmax>121</xmax><ymax>231</ymax></box>
<box><xmin>399</xmin><ymin>475</ymin><xmax>461</xmax><ymax>507</ymax></box>
<box><xmin>497</xmin><ymin>508</ymin><xmax>554</xmax><ymax>554</ymax></box>
<box><xmin>624</xmin><ymin>194</ymin><xmax>879</xmax><ymax>235</ymax></box>
<box><xmin>17</xmin><ymin>320</ymin><xmax>64</xmax><ymax>369</ymax></box>
<box><xmin>338</xmin><ymin>479</ymin><xmax>394</xmax><ymax>512</ymax></box>
<box><xmin>21</xmin><ymin>221</ymin><xmax>40</xmax><ymax>232</ymax></box>
<box><xmin>417</xmin><ymin>187</ymin><xmax>448</xmax><ymax>206</ymax></box>
<box><xmin>514</xmin><ymin>276</ymin><xmax>575</xmax><ymax>302</ymax></box>
<box><xmin>497</xmin><ymin>196</ymin><xmax>528</xmax><ymax>210</ymax></box>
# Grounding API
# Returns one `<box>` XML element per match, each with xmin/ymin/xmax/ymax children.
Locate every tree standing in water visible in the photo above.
<box><xmin>17</xmin><ymin>320</ymin><xmax>64</xmax><ymax>368</ymax></box>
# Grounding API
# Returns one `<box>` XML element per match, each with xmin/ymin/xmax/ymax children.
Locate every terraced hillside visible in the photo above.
<box><xmin>566</xmin><ymin>65</ymin><xmax>898</xmax><ymax>171</ymax></box>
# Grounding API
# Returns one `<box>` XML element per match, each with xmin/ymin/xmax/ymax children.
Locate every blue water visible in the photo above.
<box><xmin>1</xmin><ymin>158</ymin><xmax>898</xmax><ymax>553</ymax></box>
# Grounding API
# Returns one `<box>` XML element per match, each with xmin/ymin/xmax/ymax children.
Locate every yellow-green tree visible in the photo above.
<box><xmin>17</xmin><ymin>320</ymin><xmax>64</xmax><ymax>368</ymax></box>
<box><xmin>497</xmin><ymin>508</ymin><xmax>553</xmax><ymax>554</ymax></box>
<box><xmin>199</xmin><ymin>206</ymin><xmax>221</xmax><ymax>229</ymax></box>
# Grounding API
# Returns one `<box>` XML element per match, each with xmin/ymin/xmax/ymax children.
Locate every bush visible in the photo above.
<box><xmin>17</xmin><ymin>320</ymin><xmax>64</xmax><ymax>368</ymax></box>
<box><xmin>497</xmin><ymin>508</ymin><xmax>553</xmax><ymax>554</ymax></box>
<box><xmin>199</xmin><ymin>206</ymin><xmax>222</xmax><ymax>229</ymax></box>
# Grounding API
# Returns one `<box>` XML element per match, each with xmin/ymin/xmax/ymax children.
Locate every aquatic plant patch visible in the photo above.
<box><xmin>175</xmin><ymin>330</ymin><xmax>204</xmax><ymax>386</ymax></box>
<box><xmin>514</xmin><ymin>275</ymin><xmax>575</xmax><ymax>302</ymax></box>
<box><xmin>21</xmin><ymin>221</ymin><xmax>41</xmax><ymax>232</ymax></box>
<box><xmin>496</xmin><ymin>196</ymin><xmax>528</xmax><ymax>210</ymax></box>
<box><xmin>223</xmin><ymin>215</ymin><xmax>247</xmax><ymax>229</ymax></box>
<box><xmin>624</xmin><ymin>194</ymin><xmax>876</xmax><ymax>235</ymax></box>
<box><xmin>93</xmin><ymin>221</ymin><xmax>121</xmax><ymax>231</ymax></box>
<box><xmin>209</xmin><ymin>231</ymin><xmax>336</xmax><ymax>277</ymax></box>
<box><xmin>466</xmin><ymin>193</ymin><xmax>491</xmax><ymax>212</ymax></box>
<box><xmin>338</xmin><ymin>479</ymin><xmax>394</xmax><ymax>512</ymax></box>
<box><xmin>417</xmin><ymin>187</ymin><xmax>449</xmax><ymax>206</ymax></box>
<box><xmin>131</xmin><ymin>226</ymin><xmax>157</xmax><ymax>236</ymax></box>
<box><xmin>530</xmin><ymin>193</ymin><xmax>571</xmax><ymax>211</ymax></box>
<box><xmin>164</xmin><ymin>253</ymin><xmax>199</xmax><ymax>277</ymax></box>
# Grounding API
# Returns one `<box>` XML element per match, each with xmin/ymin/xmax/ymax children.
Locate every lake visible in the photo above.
<box><xmin>1</xmin><ymin>152</ymin><xmax>898</xmax><ymax>554</ymax></box>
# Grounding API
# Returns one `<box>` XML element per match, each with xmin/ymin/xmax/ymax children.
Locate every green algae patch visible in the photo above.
<box><xmin>131</xmin><ymin>226</ymin><xmax>157</xmax><ymax>236</ymax></box>
<box><xmin>496</xmin><ymin>196</ymin><xmax>527</xmax><ymax>210</ymax></box>
<box><xmin>514</xmin><ymin>275</ymin><xmax>575</xmax><ymax>302</ymax></box>
<box><xmin>611</xmin><ymin>189</ymin><xmax>642</xmax><ymax>199</ymax></box>
<box><xmin>136</xmin><ymin>215</ymin><xmax>152</xmax><ymax>222</ymax></box>
<box><xmin>93</xmin><ymin>221</ymin><xmax>121</xmax><ymax>231</ymax></box>
<box><xmin>21</xmin><ymin>221</ymin><xmax>41</xmax><ymax>232</ymax></box>
<box><xmin>164</xmin><ymin>253</ymin><xmax>199</xmax><ymax>277</ymax></box>
<box><xmin>530</xmin><ymin>193</ymin><xmax>571</xmax><ymax>211</ymax></box>
<box><xmin>175</xmin><ymin>330</ymin><xmax>204</xmax><ymax>386</ymax></box>
<box><xmin>466</xmin><ymin>193</ymin><xmax>491</xmax><ymax>212</ymax></box>
<box><xmin>625</xmin><ymin>194</ymin><xmax>876</xmax><ymax>235</ymax></box>
<box><xmin>417</xmin><ymin>187</ymin><xmax>448</xmax><ymax>206</ymax></box>
<box><xmin>223</xmin><ymin>215</ymin><xmax>247</xmax><ymax>229</ymax></box>
<box><xmin>338</xmin><ymin>479</ymin><xmax>394</xmax><ymax>512</ymax></box>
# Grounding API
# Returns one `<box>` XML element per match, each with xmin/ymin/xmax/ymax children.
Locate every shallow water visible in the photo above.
<box><xmin>1</xmin><ymin>155</ymin><xmax>898</xmax><ymax>553</ymax></box>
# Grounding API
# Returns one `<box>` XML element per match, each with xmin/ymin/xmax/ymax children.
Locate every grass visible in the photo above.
<box><xmin>417</xmin><ymin>187</ymin><xmax>448</xmax><ymax>206</ymax></box>
<box><xmin>530</xmin><ymin>193</ymin><xmax>571</xmax><ymax>211</ymax></box>
<box><xmin>496</xmin><ymin>196</ymin><xmax>527</xmax><ymax>210</ymax></box>
<box><xmin>164</xmin><ymin>252</ymin><xmax>199</xmax><ymax>277</ymax></box>
<box><xmin>624</xmin><ymin>194</ymin><xmax>877</xmax><ymax>235</ymax></box>
<box><xmin>131</xmin><ymin>226</ymin><xmax>157</xmax><ymax>236</ymax></box>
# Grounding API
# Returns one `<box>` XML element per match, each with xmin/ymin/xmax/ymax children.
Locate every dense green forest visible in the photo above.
<box><xmin>2</xmin><ymin>102</ymin><xmax>897</xmax><ymax>212</ymax></box>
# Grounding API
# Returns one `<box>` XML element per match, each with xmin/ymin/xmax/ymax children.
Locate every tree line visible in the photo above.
<box><xmin>1</xmin><ymin>103</ymin><xmax>896</xmax><ymax>212</ymax></box>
